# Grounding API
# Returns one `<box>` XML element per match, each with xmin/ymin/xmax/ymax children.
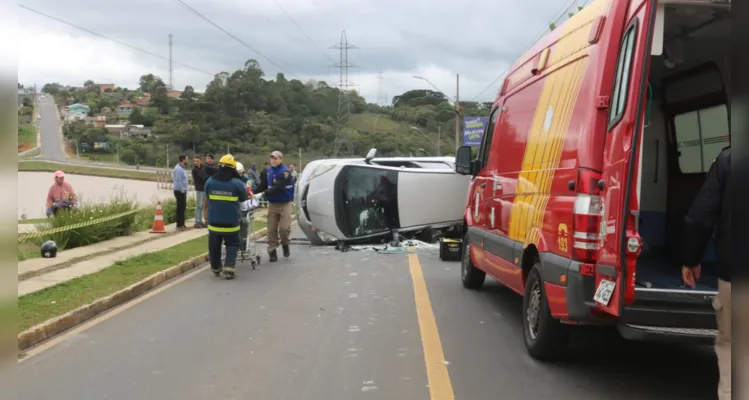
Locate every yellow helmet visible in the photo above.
<box><xmin>218</xmin><ymin>154</ymin><xmax>236</xmax><ymax>169</ymax></box>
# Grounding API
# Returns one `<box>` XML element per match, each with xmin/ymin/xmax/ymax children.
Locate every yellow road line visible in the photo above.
<box><xmin>408</xmin><ymin>251</ymin><xmax>455</xmax><ymax>400</ymax></box>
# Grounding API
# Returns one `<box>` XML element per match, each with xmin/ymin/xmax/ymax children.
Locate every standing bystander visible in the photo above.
<box><xmin>254</xmin><ymin>151</ymin><xmax>295</xmax><ymax>261</ymax></box>
<box><xmin>172</xmin><ymin>154</ymin><xmax>189</xmax><ymax>231</ymax></box>
<box><xmin>191</xmin><ymin>155</ymin><xmax>207</xmax><ymax>228</ymax></box>
<box><xmin>680</xmin><ymin>146</ymin><xmax>731</xmax><ymax>400</ymax></box>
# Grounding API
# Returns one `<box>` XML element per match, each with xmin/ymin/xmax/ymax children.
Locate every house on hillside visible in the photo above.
<box><xmin>105</xmin><ymin>123</ymin><xmax>151</xmax><ymax>138</ymax></box>
<box><xmin>63</xmin><ymin>103</ymin><xmax>91</xmax><ymax>121</ymax></box>
<box><xmin>116</xmin><ymin>102</ymin><xmax>137</xmax><ymax>115</ymax></box>
<box><xmin>134</xmin><ymin>94</ymin><xmax>151</xmax><ymax>106</ymax></box>
<box><xmin>83</xmin><ymin>116</ymin><xmax>106</xmax><ymax>128</ymax></box>
<box><xmin>167</xmin><ymin>90</ymin><xmax>183</xmax><ymax>99</ymax></box>
<box><xmin>98</xmin><ymin>83</ymin><xmax>115</xmax><ymax>93</ymax></box>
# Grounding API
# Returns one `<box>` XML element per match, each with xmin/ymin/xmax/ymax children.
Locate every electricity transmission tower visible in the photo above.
<box><xmin>377</xmin><ymin>70</ymin><xmax>385</xmax><ymax>106</ymax></box>
<box><xmin>329</xmin><ymin>30</ymin><xmax>358</xmax><ymax>157</ymax></box>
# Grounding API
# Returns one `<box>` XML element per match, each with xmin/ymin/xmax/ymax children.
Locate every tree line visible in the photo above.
<box><xmin>43</xmin><ymin>59</ymin><xmax>495</xmax><ymax>166</ymax></box>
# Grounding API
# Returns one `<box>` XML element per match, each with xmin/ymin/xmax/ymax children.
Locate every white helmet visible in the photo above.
<box><xmin>235</xmin><ymin>161</ymin><xmax>245</xmax><ymax>175</ymax></box>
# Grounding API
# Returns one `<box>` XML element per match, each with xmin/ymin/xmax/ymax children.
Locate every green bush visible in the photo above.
<box><xmin>33</xmin><ymin>198</ymin><xmax>139</xmax><ymax>250</ymax></box>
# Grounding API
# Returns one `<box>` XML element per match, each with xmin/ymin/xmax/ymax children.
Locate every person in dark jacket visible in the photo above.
<box><xmin>258</xmin><ymin>162</ymin><xmax>270</xmax><ymax>208</ymax></box>
<box><xmin>681</xmin><ymin>146</ymin><xmax>730</xmax><ymax>400</ymax></box>
<box><xmin>204</xmin><ymin>153</ymin><xmax>219</xmax><ymax>177</ymax></box>
<box><xmin>191</xmin><ymin>155</ymin><xmax>207</xmax><ymax>228</ymax></box>
<box><xmin>254</xmin><ymin>151</ymin><xmax>294</xmax><ymax>262</ymax></box>
<box><xmin>203</xmin><ymin>154</ymin><xmax>248</xmax><ymax>279</ymax></box>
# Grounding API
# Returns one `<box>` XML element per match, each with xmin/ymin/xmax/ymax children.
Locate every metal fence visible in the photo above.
<box><xmin>156</xmin><ymin>171</ymin><xmax>195</xmax><ymax>191</ymax></box>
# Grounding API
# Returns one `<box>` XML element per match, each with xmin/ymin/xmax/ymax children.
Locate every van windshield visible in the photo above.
<box><xmin>338</xmin><ymin>166</ymin><xmax>400</xmax><ymax>237</ymax></box>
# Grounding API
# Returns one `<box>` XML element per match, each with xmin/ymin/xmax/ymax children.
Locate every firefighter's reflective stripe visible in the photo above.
<box><xmin>209</xmin><ymin>194</ymin><xmax>239</xmax><ymax>201</ymax></box>
<box><xmin>208</xmin><ymin>225</ymin><xmax>240</xmax><ymax>232</ymax></box>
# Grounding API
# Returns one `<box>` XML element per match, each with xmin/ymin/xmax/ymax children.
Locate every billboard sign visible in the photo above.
<box><xmin>463</xmin><ymin>116</ymin><xmax>488</xmax><ymax>146</ymax></box>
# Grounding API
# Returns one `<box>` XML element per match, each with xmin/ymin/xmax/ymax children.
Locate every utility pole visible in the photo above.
<box><xmin>377</xmin><ymin>70</ymin><xmax>385</xmax><ymax>106</ymax></box>
<box><xmin>455</xmin><ymin>74</ymin><xmax>460</xmax><ymax>151</ymax></box>
<box><xmin>298</xmin><ymin>148</ymin><xmax>302</xmax><ymax>171</ymax></box>
<box><xmin>168</xmin><ymin>34</ymin><xmax>174</xmax><ymax>90</ymax></box>
<box><xmin>329</xmin><ymin>30</ymin><xmax>358</xmax><ymax>157</ymax></box>
<box><xmin>437</xmin><ymin>125</ymin><xmax>441</xmax><ymax>156</ymax></box>
<box><xmin>166</xmin><ymin>144</ymin><xmax>170</xmax><ymax>168</ymax></box>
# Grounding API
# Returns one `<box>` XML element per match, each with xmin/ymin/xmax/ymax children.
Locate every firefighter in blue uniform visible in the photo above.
<box><xmin>254</xmin><ymin>150</ymin><xmax>294</xmax><ymax>262</ymax></box>
<box><xmin>203</xmin><ymin>154</ymin><xmax>248</xmax><ymax>279</ymax></box>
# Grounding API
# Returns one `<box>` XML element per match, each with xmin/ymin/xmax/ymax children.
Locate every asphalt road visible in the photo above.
<box><xmin>18</xmin><ymin>228</ymin><xmax>718</xmax><ymax>399</ymax></box>
<box><xmin>29</xmin><ymin>97</ymin><xmax>168</xmax><ymax>172</ymax></box>
<box><xmin>37</xmin><ymin>96</ymin><xmax>67</xmax><ymax>161</ymax></box>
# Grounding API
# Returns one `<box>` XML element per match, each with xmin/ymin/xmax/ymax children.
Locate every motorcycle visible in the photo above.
<box><xmin>46</xmin><ymin>200</ymin><xmax>78</xmax><ymax>217</ymax></box>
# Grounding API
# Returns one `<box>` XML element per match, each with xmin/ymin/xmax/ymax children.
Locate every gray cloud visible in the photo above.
<box><xmin>19</xmin><ymin>0</ymin><xmax>585</xmax><ymax>101</ymax></box>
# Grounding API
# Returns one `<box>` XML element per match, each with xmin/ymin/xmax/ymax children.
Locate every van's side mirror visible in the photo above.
<box><xmin>454</xmin><ymin>145</ymin><xmax>474</xmax><ymax>175</ymax></box>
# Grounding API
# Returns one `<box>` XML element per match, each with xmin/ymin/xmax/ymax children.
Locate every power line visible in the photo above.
<box><xmin>268</xmin><ymin>0</ymin><xmax>333</xmax><ymax>62</ymax></box>
<box><xmin>470</xmin><ymin>0</ymin><xmax>581</xmax><ymax>101</ymax></box>
<box><xmin>239</xmin><ymin>0</ymin><xmax>305</xmax><ymax>45</ymax></box>
<box><xmin>171</xmin><ymin>0</ymin><xmax>299</xmax><ymax>78</ymax></box>
<box><xmin>18</xmin><ymin>4</ymin><xmax>214</xmax><ymax>76</ymax></box>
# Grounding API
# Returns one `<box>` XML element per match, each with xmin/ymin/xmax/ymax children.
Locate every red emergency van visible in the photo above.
<box><xmin>454</xmin><ymin>0</ymin><xmax>730</xmax><ymax>360</ymax></box>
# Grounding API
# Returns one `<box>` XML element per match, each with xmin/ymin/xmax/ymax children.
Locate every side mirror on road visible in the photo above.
<box><xmin>454</xmin><ymin>145</ymin><xmax>474</xmax><ymax>175</ymax></box>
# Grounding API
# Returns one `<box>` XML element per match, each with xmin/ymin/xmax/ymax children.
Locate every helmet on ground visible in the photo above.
<box><xmin>41</xmin><ymin>240</ymin><xmax>58</xmax><ymax>258</ymax></box>
<box><xmin>218</xmin><ymin>154</ymin><xmax>236</xmax><ymax>169</ymax></box>
<box><xmin>235</xmin><ymin>162</ymin><xmax>245</xmax><ymax>175</ymax></box>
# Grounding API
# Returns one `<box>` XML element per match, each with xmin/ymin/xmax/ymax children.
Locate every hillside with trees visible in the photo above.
<box><xmin>42</xmin><ymin>59</ymin><xmax>492</xmax><ymax>167</ymax></box>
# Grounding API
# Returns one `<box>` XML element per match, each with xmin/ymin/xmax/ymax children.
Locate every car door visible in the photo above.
<box><xmin>472</xmin><ymin>107</ymin><xmax>500</xmax><ymax>268</ymax></box>
<box><xmin>595</xmin><ymin>0</ymin><xmax>658</xmax><ymax>316</ymax></box>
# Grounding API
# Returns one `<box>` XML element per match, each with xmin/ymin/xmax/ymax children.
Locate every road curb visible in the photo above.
<box><xmin>18</xmin><ymin>227</ymin><xmax>270</xmax><ymax>351</ymax></box>
<box><xmin>18</xmin><ymin>252</ymin><xmax>207</xmax><ymax>351</ymax></box>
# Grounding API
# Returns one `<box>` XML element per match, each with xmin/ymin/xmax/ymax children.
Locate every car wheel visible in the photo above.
<box><xmin>461</xmin><ymin>233</ymin><xmax>486</xmax><ymax>289</ymax></box>
<box><xmin>522</xmin><ymin>263</ymin><xmax>570</xmax><ymax>361</ymax></box>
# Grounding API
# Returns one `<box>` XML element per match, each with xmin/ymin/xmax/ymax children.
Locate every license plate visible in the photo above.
<box><xmin>593</xmin><ymin>279</ymin><xmax>616</xmax><ymax>306</ymax></box>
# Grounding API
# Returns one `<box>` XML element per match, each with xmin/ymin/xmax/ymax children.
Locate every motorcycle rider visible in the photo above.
<box><xmin>46</xmin><ymin>170</ymin><xmax>78</xmax><ymax>216</ymax></box>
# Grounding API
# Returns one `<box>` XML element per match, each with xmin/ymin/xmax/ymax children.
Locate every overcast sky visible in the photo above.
<box><xmin>17</xmin><ymin>0</ymin><xmax>585</xmax><ymax>104</ymax></box>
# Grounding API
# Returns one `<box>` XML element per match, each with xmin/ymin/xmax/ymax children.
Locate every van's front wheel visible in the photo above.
<box><xmin>461</xmin><ymin>233</ymin><xmax>486</xmax><ymax>289</ymax></box>
<box><xmin>522</xmin><ymin>263</ymin><xmax>569</xmax><ymax>361</ymax></box>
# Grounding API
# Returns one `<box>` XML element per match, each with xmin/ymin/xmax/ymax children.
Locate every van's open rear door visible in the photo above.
<box><xmin>595</xmin><ymin>0</ymin><xmax>658</xmax><ymax>317</ymax></box>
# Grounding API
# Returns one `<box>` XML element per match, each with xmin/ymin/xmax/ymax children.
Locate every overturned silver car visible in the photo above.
<box><xmin>295</xmin><ymin>149</ymin><xmax>470</xmax><ymax>245</ymax></box>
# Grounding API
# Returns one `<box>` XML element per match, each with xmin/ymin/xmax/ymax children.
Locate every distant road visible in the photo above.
<box><xmin>28</xmin><ymin>96</ymin><xmax>169</xmax><ymax>173</ymax></box>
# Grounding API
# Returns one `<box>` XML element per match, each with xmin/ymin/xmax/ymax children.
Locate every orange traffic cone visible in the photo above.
<box><xmin>150</xmin><ymin>201</ymin><xmax>167</xmax><ymax>233</ymax></box>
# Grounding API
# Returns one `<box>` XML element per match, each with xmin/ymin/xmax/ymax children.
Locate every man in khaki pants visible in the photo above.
<box><xmin>254</xmin><ymin>151</ymin><xmax>295</xmax><ymax>262</ymax></box>
<box><xmin>681</xmin><ymin>146</ymin><xmax>730</xmax><ymax>400</ymax></box>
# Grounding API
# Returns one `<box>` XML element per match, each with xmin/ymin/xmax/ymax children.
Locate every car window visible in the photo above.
<box><xmin>673</xmin><ymin>103</ymin><xmax>729</xmax><ymax>174</ymax></box>
<box><xmin>341</xmin><ymin>166</ymin><xmax>400</xmax><ymax>236</ymax></box>
<box><xmin>608</xmin><ymin>20</ymin><xmax>638</xmax><ymax>129</ymax></box>
<box><xmin>478</xmin><ymin>108</ymin><xmax>499</xmax><ymax>166</ymax></box>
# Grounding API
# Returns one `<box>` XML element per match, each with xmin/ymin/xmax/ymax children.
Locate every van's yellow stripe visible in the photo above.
<box><xmin>524</xmin><ymin>66</ymin><xmax>572</xmax><ymax>241</ymax></box>
<box><xmin>507</xmin><ymin>1</ymin><xmax>602</xmax><ymax>244</ymax></box>
<box><xmin>526</xmin><ymin>62</ymin><xmax>579</xmax><ymax>242</ymax></box>
<box><xmin>532</xmin><ymin>59</ymin><xmax>590</xmax><ymax>241</ymax></box>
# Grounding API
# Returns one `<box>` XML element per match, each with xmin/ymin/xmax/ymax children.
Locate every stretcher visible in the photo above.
<box><xmin>239</xmin><ymin>193</ymin><xmax>263</xmax><ymax>269</ymax></box>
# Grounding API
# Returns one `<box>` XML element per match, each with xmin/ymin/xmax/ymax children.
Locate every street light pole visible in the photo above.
<box><xmin>412</xmin><ymin>74</ymin><xmax>461</xmax><ymax>152</ymax></box>
<box><xmin>455</xmin><ymin>73</ymin><xmax>460</xmax><ymax>151</ymax></box>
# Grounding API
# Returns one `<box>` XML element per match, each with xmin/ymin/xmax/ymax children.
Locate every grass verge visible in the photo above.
<box><xmin>18</xmin><ymin>235</ymin><xmax>208</xmax><ymax>333</ymax></box>
<box><xmin>18</xmin><ymin>198</ymin><xmax>198</xmax><ymax>262</ymax></box>
<box><xmin>18</xmin><ymin>161</ymin><xmax>159</xmax><ymax>182</ymax></box>
<box><xmin>18</xmin><ymin>125</ymin><xmax>36</xmax><ymax>152</ymax></box>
